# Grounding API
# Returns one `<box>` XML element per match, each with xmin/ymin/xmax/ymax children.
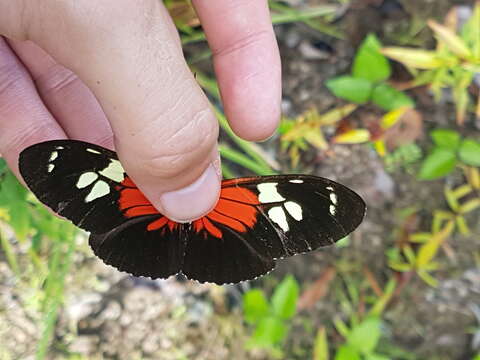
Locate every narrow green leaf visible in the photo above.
<box><xmin>430</xmin><ymin>129</ymin><xmax>461</xmax><ymax>150</ymax></box>
<box><xmin>326</xmin><ymin>76</ymin><xmax>373</xmax><ymax>103</ymax></box>
<box><xmin>243</xmin><ymin>289</ymin><xmax>270</xmax><ymax>325</ymax></box>
<box><xmin>371</xmin><ymin>84</ymin><xmax>414</xmax><ymax>111</ymax></box>
<box><xmin>352</xmin><ymin>34</ymin><xmax>391</xmax><ymax>82</ymax></box>
<box><xmin>458</xmin><ymin>139</ymin><xmax>480</xmax><ymax>166</ymax></box>
<box><xmin>313</xmin><ymin>327</ymin><xmax>329</xmax><ymax>360</ymax></box>
<box><xmin>418</xmin><ymin>148</ymin><xmax>457</xmax><ymax>180</ymax></box>
<box><xmin>271</xmin><ymin>275</ymin><xmax>299</xmax><ymax>319</ymax></box>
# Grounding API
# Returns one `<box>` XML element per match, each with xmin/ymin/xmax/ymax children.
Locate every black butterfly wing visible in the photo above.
<box><xmin>182</xmin><ymin>175</ymin><xmax>366</xmax><ymax>284</ymax></box>
<box><xmin>89</xmin><ymin>217</ymin><xmax>186</xmax><ymax>279</ymax></box>
<box><xmin>19</xmin><ymin>140</ymin><xmax>131</xmax><ymax>233</ymax></box>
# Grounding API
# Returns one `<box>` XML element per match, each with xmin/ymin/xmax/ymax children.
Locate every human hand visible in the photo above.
<box><xmin>0</xmin><ymin>0</ymin><xmax>281</xmax><ymax>222</ymax></box>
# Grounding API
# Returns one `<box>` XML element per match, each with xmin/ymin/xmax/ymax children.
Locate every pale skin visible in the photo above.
<box><xmin>0</xmin><ymin>0</ymin><xmax>281</xmax><ymax>222</ymax></box>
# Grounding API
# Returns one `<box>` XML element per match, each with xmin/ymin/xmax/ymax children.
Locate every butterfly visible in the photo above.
<box><xmin>19</xmin><ymin>140</ymin><xmax>366</xmax><ymax>284</ymax></box>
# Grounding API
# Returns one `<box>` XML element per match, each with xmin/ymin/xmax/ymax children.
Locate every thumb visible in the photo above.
<box><xmin>0</xmin><ymin>0</ymin><xmax>221</xmax><ymax>222</ymax></box>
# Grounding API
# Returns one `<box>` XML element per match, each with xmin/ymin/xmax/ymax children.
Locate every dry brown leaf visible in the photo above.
<box><xmin>297</xmin><ymin>267</ymin><xmax>336</xmax><ymax>310</ymax></box>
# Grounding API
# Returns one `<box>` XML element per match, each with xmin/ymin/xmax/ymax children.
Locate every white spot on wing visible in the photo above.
<box><xmin>257</xmin><ymin>183</ymin><xmax>286</xmax><ymax>203</ymax></box>
<box><xmin>99</xmin><ymin>160</ymin><xmax>124</xmax><ymax>182</ymax></box>
<box><xmin>289</xmin><ymin>179</ymin><xmax>303</xmax><ymax>184</ymax></box>
<box><xmin>326</xmin><ymin>186</ymin><xmax>334</xmax><ymax>191</ymax></box>
<box><xmin>76</xmin><ymin>172</ymin><xmax>99</xmax><ymax>189</ymax></box>
<box><xmin>49</xmin><ymin>151</ymin><xmax>58</xmax><ymax>162</ymax></box>
<box><xmin>85</xmin><ymin>180</ymin><xmax>110</xmax><ymax>202</ymax></box>
<box><xmin>87</xmin><ymin>148</ymin><xmax>101</xmax><ymax>154</ymax></box>
<box><xmin>268</xmin><ymin>206</ymin><xmax>289</xmax><ymax>232</ymax></box>
<box><xmin>330</xmin><ymin>193</ymin><xmax>338</xmax><ymax>205</ymax></box>
<box><xmin>285</xmin><ymin>201</ymin><xmax>303</xmax><ymax>221</ymax></box>
<box><xmin>55</xmin><ymin>146</ymin><xmax>64</xmax><ymax>150</ymax></box>
<box><xmin>48</xmin><ymin>164</ymin><xmax>55</xmax><ymax>173</ymax></box>
<box><xmin>329</xmin><ymin>204</ymin><xmax>336</xmax><ymax>215</ymax></box>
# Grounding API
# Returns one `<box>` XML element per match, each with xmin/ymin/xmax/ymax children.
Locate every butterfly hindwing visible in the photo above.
<box><xmin>89</xmin><ymin>215</ymin><xmax>185</xmax><ymax>279</ymax></box>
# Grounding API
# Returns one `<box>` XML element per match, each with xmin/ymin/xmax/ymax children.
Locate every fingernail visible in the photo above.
<box><xmin>159</xmin><ymin>163</ymin><xmax>221</xmax><ymax>223</ymax></box>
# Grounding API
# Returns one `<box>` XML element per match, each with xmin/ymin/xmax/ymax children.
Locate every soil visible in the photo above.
<box><xmin>1</xmin><ymin>1</ymin><xmax>479</xmax><ymax>359</ymax></box>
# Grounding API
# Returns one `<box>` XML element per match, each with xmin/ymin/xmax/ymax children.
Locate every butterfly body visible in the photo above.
<box><xmin>19</xmin><ymin>140</ymin><xmax>366</xmax><ymax>284</ymax></box>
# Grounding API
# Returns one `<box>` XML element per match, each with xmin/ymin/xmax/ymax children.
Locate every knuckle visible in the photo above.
<box><xmin>212</xmin><ymin>29</ymin><xmax>271</xmax><ymax>58</ymax></box>
<box><xmin>34</xmin><ymin>65</ymin><xmax>80</xmax><ymax>97</ymax></box>
<box><xmin>136</xmin><ymin>108</ymin><xmax>218</xmax><ymax>179</ymax></box>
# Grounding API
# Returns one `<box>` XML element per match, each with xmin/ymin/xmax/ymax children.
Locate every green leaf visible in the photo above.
<box><xmin>250</xmin><ymin>317</ymin><xmax>287</xmax><ymax>348</ymax></box>
<box><xmin>334</xmin><ymin>345</ymin><xmax>361</xmax><ymax>360</ymax></box>
<box><xmin>346</xmin><ymin>317</ymin><xmax>382</xmax><ymax>353</ymax></box>
<box><xmin>458</xmin><ymin>139</ymin><xmax>480</xmax><ymax>166</ymax></box>
<box><xmin>430</xmin><ymin>129</ymin><xmax>461</xmax><ymax>150</ymax></box>
<box><xmin>271</xmin><ymin>275</ymin><xmax>299</xmax><ymax>319</ymax></box>
<box><xmin>243</xmin><ymin>289</ymin><xmax>270</xmax><ymax>324</ymax></box>
<box><xmin>326</xmin><ymin>76</ymin><xmax>373</xmax><ymax>103</ymax></box>
<box><xmin>418</xmin><ymin>148</ymin><xmax>457</xmax><ymax>180</ymax></box>
<box><xmin>353</xmin><ymin>34</ymin><xmax>391</xmax><ymax>82</ymax></box>
<box><xmin>371</xmin><ymin>84</ymin><xmax>414</xmax><ymax>111</ymax></box>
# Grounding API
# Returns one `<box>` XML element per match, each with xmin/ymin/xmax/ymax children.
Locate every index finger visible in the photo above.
<box><xmin>192</xmin><ymin>0</ymin><xmax>281</xmax><ymax>141</ymax></box>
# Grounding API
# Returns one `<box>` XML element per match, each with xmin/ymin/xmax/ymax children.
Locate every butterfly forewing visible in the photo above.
<box><xmin>181</xmin><ymin>175</ymin><xmax>365</xmax><ymax>283</ymax></box>
<box><xmin>19</xmin><ymin>140</ymin><xmax>132</xmax><ymax>234</ymax></box>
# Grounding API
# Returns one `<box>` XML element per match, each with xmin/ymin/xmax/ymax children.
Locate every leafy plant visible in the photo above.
<box><xmin>0</xmin><ymin>163</ymin><xmax>78</xmax><ymax>359</ymax></box>
<box><xmin>326</xmin><ymin>34</ymin><xmax>414</xmax><ymax>111</ymax></box>
<box><xmin>418</xmin><ymin>129</ymin><xmax>480</xmax><ymax>180</ymax></box>
<box><xmin>382</xmin><ymin>2</ymin><xmax>480</xmax><ymax>124</ymax></box>
<box><xmin>388</xmin><ymin>171</ymin><xmax>480</xmax><ymax>286</ymax></box>
<box><xmin>384</xmin><ymin>143</ymin><xmax>423</xmax><ymax>173</ymax></box>
<box><xmin>279</xmin><ymin>105</ymin><xmax>357</xmax><ymax>167</ymax></box>
<box><xmin>243</xmin><ymin>275</ymin><xmax>299</xmax><ymax>357</ymax></box>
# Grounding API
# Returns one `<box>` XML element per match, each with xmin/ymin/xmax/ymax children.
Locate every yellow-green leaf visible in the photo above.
<box><xmin>416</xmin><ymin>220</ymin><xmax>454</xmax><ymax>267</ymax></box>
<box><xmin>381</xmin><ymin>47</ymin><xmax>444</xmax><ymax>69</ymax></box>
<box><xmin>313</xmin><ymin>327</ymin><xmax>329</xmax><ymax>360</ymax></box>
<box><xmin>428</xmin><ymin>20</ymin><xmax>472</xmax><ymax>59</ymax></box>
<box><xmin>459</xmin><ymin>198</ymin><xmax>480</xmax><ymax>214</ymax></box>
<box><xmin>333</xmin><ymin>129</ymin><xmax>370</xmax><ymax>144</ymax></box>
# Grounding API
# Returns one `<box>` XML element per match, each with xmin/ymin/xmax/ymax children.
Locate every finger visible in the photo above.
<box><xmin>0</xmin><ymin>37</ymin><xmax>66</xmax><ymax>176</ymax></box>
<box><xmin>192</xmin><ymin>0</ymin><xmax>281</xmax><ymax>141</ymax></box>
<box><xmin>0</xmin><ymin>1</ymin><xmax>221</xmax><ymax>222</ymax></box>
<box><xmin>8</xmin><ymin>39</ymin><xmax>115</xmax><ymax>150</ymax></box>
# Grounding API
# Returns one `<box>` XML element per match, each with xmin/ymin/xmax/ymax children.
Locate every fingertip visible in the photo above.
<box><xmin>158</xmin><ymin>162</ymin><xmax>222</xmax><ymax>223</ymax></box>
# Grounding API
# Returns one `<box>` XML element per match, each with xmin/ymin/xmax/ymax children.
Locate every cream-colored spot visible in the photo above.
<box><xmin>326</xmin><ymin>186</ymin><xmax>334</xmax><ymax>191</ymax></box>
<box><xmin>329</xmin><ymin>204</ymin><xmax>336</xmax><ymax>216</ymax></box>
<box><xmin>285</xmin><ymin>201</ymin><xmax>303</xmax><ymax>221</ymax></box>
<box><xmin>257</xmin><ymin>183</ymin><xmax>286</xmax><ymax>203</ymax></box>
<box><xmin>48</xmin><ymin>164</ymin><xmax>55</xmax><ymax>173</ymax></box>
<box><xmin>76</xmin><ymin>172</ymin><xmax>99</xmax><ymax>189</ymax></box>
<box><xmin>49</xmin><ymin>151</ymin><xmax>58</xmax><ymax>162</ymax></box>
<box><xmin>85</xmin><ymin>181</ymin><xmax>110</xmax><ymax>202</ymax></box>
<box><xmin>268</xmin><ymin>206</ymin><xmax>289</xmax><ymax>232</ymax></box>
<box><xmin>330</xmin><ymin>193</ymin><xmax>338</xmax><ymax>205</ymax></box>
<box><xmin>87</xmin><ymin>148</ymin><xmax>101</xmax><ymax>154</ymax></box>
<box><xmin>55</xmin><ymin>146</ymin><xmax>64</xmax><ymax>150</ymax></box>
<box><xmin>289</xmin><ymin>179</ymin><xmax>304</xmax><ymax>184</ymax></box>
<box><xmin>99</xmin><ymin>160</ymin><xmax>124</xmax><ymax>182</ymax></box>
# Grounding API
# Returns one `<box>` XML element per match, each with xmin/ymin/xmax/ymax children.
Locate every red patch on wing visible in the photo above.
<box><xmin>118</xmin><ymin>177</ymin><xmax>179</xmax><ymax>232</ymax></box>
<box><xmin>193</xmin><ymin>186</ymin><xmax>260</xmax><ymax>238</ymax></box>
